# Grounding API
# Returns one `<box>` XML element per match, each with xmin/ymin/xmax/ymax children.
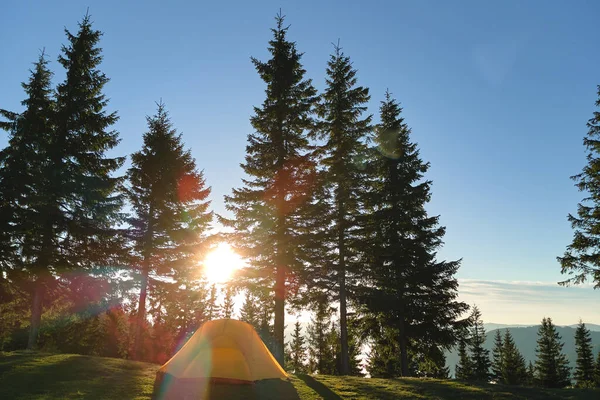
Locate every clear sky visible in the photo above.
<box><xmin>2</xmin><ymin>0</ymin><xmax>599</xmax><ymax>324</ymax></box>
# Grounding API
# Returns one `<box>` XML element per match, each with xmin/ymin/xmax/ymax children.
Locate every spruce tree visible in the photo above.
<box><xmin>288</xmin><ymin>320</ymin><xmax>307</xmax><ymax>373</ymax></box>
<box><xmin>574</xmin><ymin>320</ymin><xmax>595</xmax><ymax>387</ymax></box>
<box><xmin>53</xmin><ymin>12</ymin><xmax>126</xmax><ymax>282</ymax></box>
<box><xmin>239</xmin><ymin>291</ymin><xmax>259</xmax><ymax>327</ymax></box>
<box><xmin>313</xmin><ymin>43</ymin><xmax>372</xmax><ymax>375</ymax></box>
<box><xmin>594</xmin><ymin>351</ymin><xmax>600</xmax><ymax>387</ymax></box>
<box><xmin>127</xmin><ymin>102</ymin><xmax>212</xmax><ymax>359</ymax></box>
<box><xmin>206</xmin><ymin>284</ymin><xmax>221</xmax><ymax>320</ymax></box>
<box><xmin>558</xmin><ymin>84</ymin><xmax>600</xmax><ymax>288</ymax></box>
<box><xmin>469</xmin><ymin>307</ymin><xmax>491</xmax><ymax>381</ymax></box>
<box><xmin>221</xmin><ymin>285</ymin><xmax>235</xmax><ymax>319</ymax></box>
<box><xmin>526</xmin><ymin>361</ymin><xmax>536</xmax><ymax>386</ymax></box>
<box><xmin>502</xmin><ymin>329</ymin><xmax>527</xmax><ymax>385</ymax></box>
<box><xmin>0</xmin><ymin>52</ymin><xmax>55</xmax><ymax>349</ymax></box>
<box><xmin>221</xmin><ymin>12</ymin><xmax>317</xmax><ymax>366</ymax></box>
<box><xmin>307</xmin><ymin>298</ymin><xmax>336</xmax><ymax>374</ymax></box>
<box><xmin>455</xmin><ymin>339</ymin><xmax>473</xmax><ymax>380</ymax></box>
<box><xmin>360</xmin><ymin>92</ymin><xmax>468</xmax><ymax>376</ymax></box>
<box><xmin>491</xmin><ymin>330</ymin><xmax>504</xmax><ymax>382</ymax></box>
<box><xmin>534</xmin><ymin>317</ymin><xmax>571</xmax><ymax>388</ymax></box>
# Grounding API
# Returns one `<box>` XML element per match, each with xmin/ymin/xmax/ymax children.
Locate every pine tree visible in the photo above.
<box><xmin>491</xmin><ymin>330</ymin><xmax>504</xmax><ymax>382</ymax></box>
<box><xmin>0</xmin><ymin>51</ymin><xmax>55</xmax><ymax>349</ymax></box>
<box><xmin>360</xmin><ymin>92</ymin><xmax>468</xmax><ymax>376</ymax></box>
<box><xmin>534</xmin><ymin>317</ymin><xmax>571</xmax><ymax>388</ymax></box>
<box><xmin>53</xmin><ymin>12</ymin><xmax>126</xmax><ymax>284</ymax></box>
<box><xmin>288</xmin><ymin>320</ymin><xmax>307</xmax><ymax>373</ymax></box>
<box><xmin>367</xmin><ymin>326</ymin><xmax>401</xmax><ymax>378</ymax></box>
<box><xmin>127</xmin><ymin>102</ymin><xmax>212</xmax><ymax>358</ymax></box>
<box><xmin>526</xmin><ymin>361</ymin><xmax>536</xmax><ymax>386</ymax></box>
<box><xmin>594</xmin><ymin>351</ymin><xmax>600</xmax><ymax>387</ymax></box>
<box><xmin>502</xmin><ymin>329</ymin><xmax>527</xmax><ymax>385</ymax></box>
<box><xmin>307</xmin><ymin>298</ymin><xmax>336</xmax><ymax>374</ymax></box>
<box><xmin>455</xmin><ymin>339</ymin><xmax>473</xmax><ymax>380</ymax></box>
<box><xmin>221</xmin><ymin>12</ymin><xmax>317</xmax><ymax>367</ymax></box>
<box><xmin>239</xmin><ymin>291</ymin><xmax>259</xmax><ymax>327</ymax></box>
<box><xmin>559</xmin><ymin>84</ymin><xmax>600</xmax><ymax>287</ymax></box>
<box><xmin>468</xmin><ymin>307</ymin><xmax>490</xmax><ymax>381</ymax></box>
<box><xmin>206</xmin><ymin>284</ymin><xmax>221</xmax><ymax>320</ymax></box>
<box><xmin>313</xmin><ymin>43</ymin><xmax>372</xmax><ymax>375</ymax></box>
<box><xmin>574</xmin><ymin>320</ymin><xmax>595</xmax><ymax>387</ymax></box>
<box><xmin>221</xmin><ymin>285</ymin><xmax>235</xmax><ymax>319</ymax></box>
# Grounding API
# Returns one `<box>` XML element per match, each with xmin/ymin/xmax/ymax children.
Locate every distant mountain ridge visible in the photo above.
<box><xmin>446</xmin><ymin>323</ymin><xmax>600</xmax><ymax>376</ymax></box>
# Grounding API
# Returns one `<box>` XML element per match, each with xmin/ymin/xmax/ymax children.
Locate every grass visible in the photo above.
<box><xmin>1</xmin><ymin>351</ymin><xmax>599</xmax><ymax>399</ymax></box>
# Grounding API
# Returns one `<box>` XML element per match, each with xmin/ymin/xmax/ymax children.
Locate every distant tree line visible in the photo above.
<box><xmin>454</xmin><ymin>309</ymin><xmax>600</xmax><ymax>389</ymax></box>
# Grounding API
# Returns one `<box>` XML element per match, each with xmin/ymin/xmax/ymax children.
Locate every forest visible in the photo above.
<box><xmin>2</xmin><ymin>11</ymin><xmax>600</xmax><ymax>392</ymax></box>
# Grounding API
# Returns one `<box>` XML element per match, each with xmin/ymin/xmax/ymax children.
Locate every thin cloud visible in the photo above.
<box><xmin>458</xmin><ymin>279</ymin><xmax>599</xmax><ymax>325</ymax></box>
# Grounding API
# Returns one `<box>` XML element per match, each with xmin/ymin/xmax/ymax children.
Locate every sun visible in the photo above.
<box><xmin>203</xmin><ymin>242</ymin><xmax>243</xmax><ymax>284</ymax></box>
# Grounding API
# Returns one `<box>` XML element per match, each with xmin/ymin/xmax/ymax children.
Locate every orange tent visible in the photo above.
<box><xmin>153</xmin><ymin>319</ymin><xmax>287</xmax><ymax>398</ymax></box>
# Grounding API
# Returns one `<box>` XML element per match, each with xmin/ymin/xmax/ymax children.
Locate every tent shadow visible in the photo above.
<box><xmin>296</xmin><ymin>375</ymin><xmax>342</xmax><ymax>400</ymax></box>
<box><xmin>153</xmin><ymin>378</ymin><xmax>301</xmax><ymax>400</ymax></box>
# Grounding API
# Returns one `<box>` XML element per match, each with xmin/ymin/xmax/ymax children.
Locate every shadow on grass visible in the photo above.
<box><xmin>154</xmin><ymin>377</ymin><xmax>301</xmax><ymax>400</ymax></box>
<box><xmin>0</xmin><ymin>352</ymin><xmax>155</xmax><ymax>400</ymax></box>
<box><xmin>296</xmin><ymin>374</ymin><xmax>342</xmax><ymax>400</ymax></box>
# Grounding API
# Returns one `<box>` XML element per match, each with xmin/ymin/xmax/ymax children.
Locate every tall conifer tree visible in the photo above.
<box><xmin>288</xmin><ymin>320</ymin><xmax>307</xmax><ymax>373</ymax></box>
<box><xmin>502</xmin><ymin>329</ymin><xmax>527</xmax><ymax>385</ymax></box>
<box><xmin>594</xmin><ymin>351</ymin><xmax>600</xmax><ymax>387</ymax></box>
<box><xmin>221</xmin><ymin>12</ymin><xmax>317</xmax><ymax>366</ymax></box>
<box><xmin>360</xmin><ymin>91</ymin><xmax>468</xmax><ymax>375</ymax></box>
<box><xmin>574</xmin><ymin>320</ymin><xmax>595</xmax><ymax>387</ymax></box>
<box><xmin>0</xmin><ymin>52</ymin><xmax>55</xmax><ymax>349</ymax></box>
<box><xmin>534</xmin><ymin>317</ymin><xmax>571</xmax><ymax>388</ymax></box>
<box><xmin>491</xmin><ymin>330</ymin><xmax>504</xmax><ymax>381</ymax></box>
<box><xmin>221</xmin><ymin>285</ymin><xmax>235</xmax><ymax>319</ymax></box>
<box><xmin>313</xmin><ymin>43</ymin><xmax>372</xmax><ymax>374</ymax></box>
<box><xmin>559</xmin><ymin>85</ymin><xmax>600</xmax><ymax>287</ymax></box>
<box><xmin>469</xmin><ymin>307</ymin><xmax>491</xmax><ymax>381</ymax></box>
<box><xmin>455</xmin><ymin>339</ymin><xmax>473</xmax><ymax>380</ymax></box>
<box><xmin>127</xmin><ymin>102</ymin><xmax>212</xmax><ymax>359</ymax></box>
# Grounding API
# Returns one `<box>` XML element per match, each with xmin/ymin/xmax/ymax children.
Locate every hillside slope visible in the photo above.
<box><xmin>1</xmin><ymin>351</ymin><xmax>598</xmax><ymax>399</ymax></box>
<box><xmin>446</xmin><ymin>325</ymin><xmax>600</xmax><ymax>374</ymax></box>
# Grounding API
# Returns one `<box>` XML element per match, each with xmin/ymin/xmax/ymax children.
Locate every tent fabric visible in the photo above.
<box><xmin>156</xmin><ymin>319</ymin><xmax>287</xmax><ymax>384</ymax></box>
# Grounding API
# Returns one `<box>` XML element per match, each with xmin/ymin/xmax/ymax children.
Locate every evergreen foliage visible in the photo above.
<box><xmin>288</xmin><ymin>320</ymin><xmax>307</xmax><ymax>373</ymax></box>
<box><xmin>360</xmin><ymin>91</ymin><xmax>468</xmax><ymax>376</ymax></box>
<box><xmin>534</xmin><ymin>317</ymin><xmax>571</xmax><ymax>388</ymax></box>
<box><xmin>491</xmin><ymin>330</ymin><xmax>504</xmax><ymax>381</ymax></box>
<box><xmin>574</xmin><ymin>321</ymin><xmax>595</xmax><ymax>387</ymax></box>
<box><xmin>221</xmin><ymin>285</ymin><xmax>235</xmax><ymax>319</ymax></box>
<box><xmin>455</xmin><ymin>339</ymin><xmax>473</xmax><ymax>380</ymax></box>
<box><xmin>559</xmin><ymin>84</ymin><xmax>600</xmax><ymax>288</ymax></box>
<box><xmin>126</xmin><ymin>102</ymin><xmax>212</xmax><ymax>358</ymax></box>
<box><xmin>221</xmin><ymin>12</ymin><xmax>317</xmax><ymax>366</ymax></box>
<box><xmin>469</xmin><ymin>307</ymin><xmax>491</xmax><ymax>382</ymax></box>
<box><xmin>313</xmin><ymin>42</ymin><xmax>372</xmax><ymax>375</ymax></box>
<box><xmin>501</xmin><ymin>329</ymin><xmax>527</xmax><ymax>385</ymax></box>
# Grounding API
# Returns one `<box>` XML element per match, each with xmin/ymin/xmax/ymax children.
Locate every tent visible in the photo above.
<box><xmin>153</xmin><ymin>319</ymin><xmax>287</xmax><ymax>398</ymax></box>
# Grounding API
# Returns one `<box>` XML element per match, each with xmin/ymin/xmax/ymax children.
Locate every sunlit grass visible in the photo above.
<box><xmin>1</xmin><ymin>351</ymin><xmax>599</xmax><ymax>399</ymax></box>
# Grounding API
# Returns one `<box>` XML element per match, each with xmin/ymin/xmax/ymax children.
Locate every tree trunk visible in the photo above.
<box><xmin>273</xmin><ymin>264</ymin><xmax>285</xmax><ymax>367</ymax></box>
<box><xmin>338</xmin><ymin>229</ymin><xmax>349</xmax><ymax>375</ymax></box>
<box><xmin>399</xmin><ymin>315</ymin><xmax>408</xmax><ymax>376</ymax></box>
<box><xmin>27</xmin><ymin>278</ymin><xmax>44</xmax><ymax>350</ymax></box>
<box><xmin>133</xmin><ymin>261</ymin><xmax>149</xmax><ymax>360</ymax></box>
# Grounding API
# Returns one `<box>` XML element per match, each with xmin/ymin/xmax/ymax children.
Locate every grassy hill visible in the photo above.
<box><xmin>1</xmin><ymin>351</ymin><xmax>599</xmax><ymax>399</ymax></box>
<box><xmin>446</xmin><ymin>326</ymin><xmax>600</xmax><ymax>374</ymax></box>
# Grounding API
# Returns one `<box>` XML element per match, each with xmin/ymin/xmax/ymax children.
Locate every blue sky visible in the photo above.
<box><xmin>2</xmin><ymin>0</ymin><xmax>599</xmax><ymax>323</ymax></box>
